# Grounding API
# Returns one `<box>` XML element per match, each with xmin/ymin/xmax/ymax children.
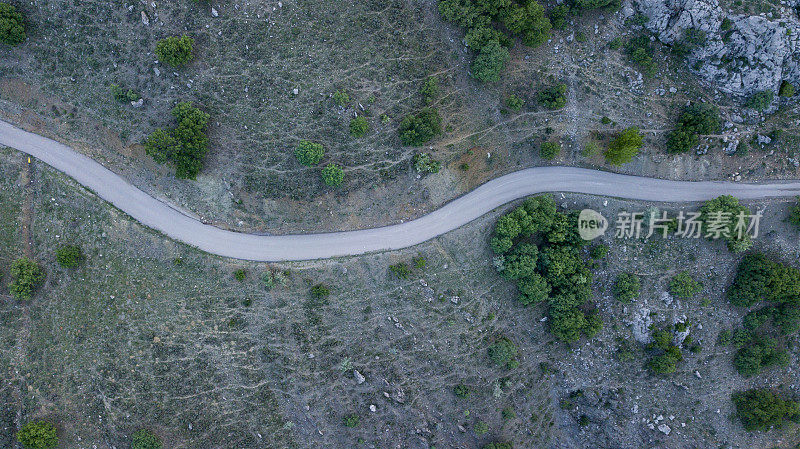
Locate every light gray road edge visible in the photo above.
<box><xmin>2</xmin><ymin>119</ymin><xmax>800</xmax><ymax>261</ymax></box>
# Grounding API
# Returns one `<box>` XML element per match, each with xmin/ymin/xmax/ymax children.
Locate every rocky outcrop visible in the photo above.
<box><xmin>636</xmin><ymin>0</ymin><xmax>800</xmax><ymax>99</ymax></box>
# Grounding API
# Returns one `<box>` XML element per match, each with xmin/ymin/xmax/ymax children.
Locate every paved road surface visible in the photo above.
<box><xmin>2</xmin><ymin>119</ymin><xmax>800</xmax><ymax>261</ymax></box>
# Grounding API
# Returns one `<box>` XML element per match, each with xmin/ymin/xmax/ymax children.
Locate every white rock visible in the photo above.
<box><xmin>658</xmin><ymin>424</ymin><xmax>671</xmax><ymax>435</ymax></box>
<box><xmin>131</xmin><ymin>98</ymin><xmax>144</xmax><ymax>108</ymax></box>
<box><xmin>211</xmin><ymin>7</ymin><xmax>218</xmax><ymax>17</ymax></box>
<box><xmin>141</xmin><ymin>11</ymin><xmax>149</xmax><ymax>25</ymax></box>
<box><xmin>354</xmin><ymin>370</ymin><xmax>365</xmax><ymax>384</ymax></box>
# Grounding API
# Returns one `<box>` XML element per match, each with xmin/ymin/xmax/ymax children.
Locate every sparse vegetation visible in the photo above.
<box><xmin>537</xmin><ymin>83</ymin><xmax>567</xmax><ymax>110</ymax></box>
<box><xmin>413</xmin><ymin>153</ymin><xmax>442</xmax><ymax>174</ymax></box>
<box><xmin>131</xmin><ymin>429</ymin><xmax>163</xmax><ymax>449</ymax></box>
<box><xmin>745</xmin><ymin>90</ymin><xmax>775</xmax><ymax>112</ymax></box>
<box><xmin>505</xmin><ymin>94</ymin><xmax>525</xmax><ymax>112</ymax></box>
<box><xmin>420</xmin><ymin>76</ymin><xmax>440</xmax><ymax>104</ymax></box>
<box><xmin>540</xmin><ymin>141</ymin><xmax>561</xmax><ymax>160</ymax></box>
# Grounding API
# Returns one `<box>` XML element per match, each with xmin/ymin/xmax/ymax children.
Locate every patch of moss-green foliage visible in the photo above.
<box><xmin>349</xmin><ymin>116</ymin><xmax>369</xmax><ymax>138</ymax></box>
<box><xmin>420</xmin><ymin>76</ymin><xmax>440</xmax><ymax>105</ymax></box>
<box><xmin>732</xmin><ymin>389</ymin><xmax>800</xmax><ymax>431</ymax></box>
<box><xmin>321</xmin><ymin>163</ymin><xmax>345</xmax><ymax>187</ymax></box>
<box><xmin>109</xmin><ymin>83</ymin><xmax>141</xmax><ymax>103</ymax></box>
<box><xmin>56</xmin><ymin>244</ymin><xmax>84</xmax><ymax>268</ymax></box>
<box><xmin>604</xmin><ymin>127</ymin><xmax>642</xmax><ymax>165</ymax></box>
<box><xmin>155</xmin><ymin>35</ymin><xmax>195</xmax><ymax>68</ymax></box>
<box><xmin>779</xmin><ymin>81</ymin><xmax>795</xmax><ymax>98</ymax></box>
<box><xmin>399</xmin><ymin>108</ymin><xmax>442</xmax><ymax>146</ymax></box>
<box><xmin>0</xmin><ymin>2</ymin><xmax>25</xmax><ymax>46</ymax></box>
<box><xmin>413</xmin><ymin>153</ymin><xmax>442</xmax><ymax>174</ymax></box>
<box><xmin>539</xmin><ymin>141</ymin><xmax>561</xmax><ymax>160</ymax></box>
<box><xmin>624</xmin><ymin>34</ymin><xmax>657</xmax><ymax>76</ymax></box>
<box><xmin>143</xmin><ymin>102</ymin><xmax>210</xmax><ymax>179</ymax></box>
<box><xmin>131</xmin><ymin>429</ymin><xmax>162</xmax><ymax>449</ymax></box>
<box><xmin>505</xmin><ymin>94</ymin><xmax>525</xmax><ymax>112</ymax></box>
<box><xmin>16</xmin><ymin>421</ymin><xmax>58</xmax><ymax>449</ymax></box>
<box><xmin>294</xmin><ymin>140</ymin><xmax>325</xmax><ymax>166</ymax></box>
<box><xmin>489</xmin><ymin>195</ymin><xmax>602</xmax><ymax>343</ymax></box>
<box><xmin>646</xmin><ymin>325</ymin><xmax>685</xmax><ymax>374</ymax></box>
<box><xmin>9</xmin><ymin>257</ymin><xmax>44</xmax><ymax>300</ymax></box>
<box><xmin>342</xmin><ymin>414</ymin><xmax>360</xmax><ymax>427</ymax></box>
<box><xmin>745</xmin><ymin>90</ymin><xmax>775</xmax><ymax>112</ymax></box>
<box><xmin>438</xmin><ymin>0</ymin><xmax>551</xmax><ymax>81</ymax></box>
<box><xmin>537</xmin><ymin>83</ymin><xmax>567</xmax><ymax>110</ymax></box>
<box><xmin>668</xmin><ymin>271</ymin><xmax>701</xmax><ymax>299</ymax></box>
<box><xmin>613</xmin><ymin>273</ymin><xmax>640</xmax><ymax>303</ymax></box>
<box><xmin>488</xmin><ymin>336</ymin><xmax>520</xmax><ymax>369</ymax></box>
<box><xmin>666</xmin><ymin>102</ymin><xmax>721</xmax><ymax>154</ymax></box>
<box><xmin>699</xmin><ymin>195</ymin><xmax>752</xmax><ymax>252</ymax></box>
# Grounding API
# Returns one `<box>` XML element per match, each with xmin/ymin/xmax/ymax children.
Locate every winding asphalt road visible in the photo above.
<box><xmin>3</xmin><ymin>119</ymin><xmax>800</xmax><ymax>261</ymax></box>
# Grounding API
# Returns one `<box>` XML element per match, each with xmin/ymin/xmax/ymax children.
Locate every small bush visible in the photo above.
<box><xmin>779</xmin><ymin>81</ymin><xmax>795</xmax><ymax>98</ymax></box>
<box><xmin>474</xmin><ymin>421</ymin><xmax>489</xmax><ymax>435</ymax></box>
<box><xmin>613</xmin><ymin>273</ymin><xmax>640</xmax><ymax>303</ymax></box>
<box><xmin>537</xmin><ymin>83</ymin><xmax>567</xmax><ymax>110</ymax></box>
<box><xmin>505</xmin><ymin>94</ymin><xmax>525</xmax><ymax>112</ymax></box>
<box><xmin>343</xmin><ymin>414</ymin><xmax>360</xmax><ymax>427</ymax></box>
<box><xmin>539</xmin><ymin>141</ymin><xmax>561</xmax><ymax>160</ymax></box>
<box><xmin>144</xmin><ymin>102</ymin><xmax>210</xmax><ymax>179</ymax></box>
<box><xmin>321</xmin><ymin>163</ymin><xmax>345</xmax><ymax>187</ymax></box>
<box><xmin>625</xmin><ymin>35</ymin><xmax>657</xmax><ymax>76</ymax></box>
<box><xmin>389</xmin><ymin>262</ymin><xmax>411</xmax><ymax>279</ymax></box>
<box><xmin>155</xmin><ymin>35</ymin><xmax>194</xmax><ymax>67</ymax></box>
<box><xmin>549</xmin><ymin>5</ymin><xmax>570</xmax><ymax>30</ymax></box>
<box><xmin>9</xmin><ymin>257</ymin><xmax>44</xmax><ymax>300</ymax></box>
<box><xmin>589</xmin><ymin>244</ymin><xmax>609</xmax><ymax>259</ymax></box>
<box><xmin>349</xmin><ymin>116</ymin><xmax>369</xmax><ymax>138</ymax></box>
<box><xmin>581</xmin><ymin>139</ymin><xmax>600</xmax><ymax>157</ymax></box>
<box><xmin>234</xmin><ymin>269</ymin><xmax>247</xmax><ymax>282</ymax></box>
<box><xmin>311</xmin><ymin>284</ymin><xmax>330</xmax><ymax>299</ymax></box>
<box><xmin>471</xmin><ymin>39</ymin><xmax>510</xmax><ymax>83</ymax></box>
<box><xmin>294</xmin><ymin>140</ymin><xmax>324</xmax><ymax>166</ymax></box>
<box><xmin>604</xmin><ymin>127</ymin><xmax>642</xmax><ymax>165</ymax></box>
<box><xmin>399</xmin><ymin>108</ymin><xmax>442</xmax><ymax>146</ymax></box>
<box><xmin>109</xmin><ymin>84</ymin><xmax>141</xmax><ymax>103</ymax></box>
<box><xmin>502</xmin><ymin>407</ymin><xmax>516</xmax><ymax>420</ymax></box>
<box><xmin>421</xmin><ymin>76</ymin><xmax>440</xmax><ymax>104</ymax></box>
<box><xmin>669</xmin><ymin>272</ymin><xmax>701</xmax><ymax>298</ymax></box>
<box><xmin>332</xmin><ymin>90</ymin><xmax>350</xmax><ymax>107</ymax></box>
<box><xmin>745</xmin><ymin>90</ymin><xmax>775</xmax><ymax>112</ymax></box>
<box><xmin>16</xmin><ymin>421</ymin><xmax>58</xmax><ymax>449</ymax></box>
<box><xmin>0</xmin><ymin>3</ymin><xmax>25</xmax><ymax>45</ymax></box>
<box><xmin>488</xmin><ymin>336</ymin><xmax>519</xmax><ymax>369</ymax></box>
<box><xmin>412</xmin><ymin>153</ymin><xmax>441</xmax><ymax>174</ymax></box>
<box><xmin>131</xmin><ymin>429</ymin><xmax>162</xmax><ymax>449</ymax></box>
<box><xmin>732</xmin><ymin>388</ymin><xmax>800</xmax><ymax>431</ymax></box>
<box><xmin>483</xmin><ymin>443</ymin><xmax>513</xmax><ymax>449</ymax></box>
<box><xmin>453</xmin><ymin>384</ymin><xmax>470</xmax><ymax>398</ymax></box>
<box><xmin>56</xmin><ymin>245</ymin><xmax>84</xmax><ymax>268</ymax></box>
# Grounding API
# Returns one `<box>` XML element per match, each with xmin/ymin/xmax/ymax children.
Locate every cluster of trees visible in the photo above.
<box><xmin>666</xmin><ymin>102</ymin><xmax>721</xmax><ymax>154</ymax></box>
<box><xmin>732</xmin><ymin>388</ymin><xmax>800</xmax><ymax>431</ymax></box>
<box><xmin>699</xmin><ymin>195</ymin><xmax>752</xmax><ymax>252</ymax></box>
<box><xmin>624</xmin><ymin>34</ymin><xmax>657</xmax><ymax>76</ymax></box>
<box><xmin>612</xmin><ymin>272</ymin><xmax>640</xmax><ymax>303</ymax></box>
<box><xmin>293</xmin><ymin>140</ymin><xmax>344</xmax><ymax>187</ymax></box>
<box><xmin>646</xmin><ymin>325</ymin><xmax>686</xmax><ymax>374</ymax></box>
<box><xmin>725</xmin><ymin>253</ymin><xmax>800</xmax><ymax>377</ymax></box>
<box><xmin>399</xmin><ymin>108</ymin><xmax>442</xmax><ymax>146</ymax></box>
<box><xmin>144</xmin><ymin>102</ymin><xmax>210</xmax><ymax>179</ymax></box>
<box><xmin>0</xmin><ymin>2</ymin><xmax>25</xmax><ymax>45</ymax></box>
<box><xmin>490</xmin><ymin>195</ymin><xmax>602</xmax><ymax>343</ymax></box>
<box><xmin>438</xmin><ymin>0</ymin><xmax>551</xmax><ymax>82</ymax></box>
<box><xmin>155</xmin><ymin>35</ymin><xmax>195</xmax><ymax>68</ymax></box>
<box><xmin>537</xmin><ymin>83</ymin><xmax>567</xmax><ymax>109</ymax></box>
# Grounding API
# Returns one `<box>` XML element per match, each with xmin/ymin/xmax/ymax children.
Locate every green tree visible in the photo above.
<box><xmin>733</xmin><ymin>336</ymin><xmax>788</xmax><ymax>377</ymax></box>
<box><xmin>155</xmin><ymin>35</ymin><xmax>194</xmax><ymax>67</ymax></box>
<box><xmin>488</xmin><ymin>336</ymin><xmax>519</xmax><ymax>369</ymax></box>
<box><xmin>604</xmin><ymin>127</ymin><xmax>642</xmax><ymax>165</ymax></box>
<box><xmin>540</xmin><ymin>141</ymin><xmax>561</xmax><ymax>160</ymax></box>
<box><xmin>505</xmin><ymin>94</ymin><xmax>525</xmax><ymax>112</ymax></box>
<box><xmin>56</xmin><ymin>245</ymin><xmax>84</xmax><ymax>268</ymax></box>
<box><xmin>295</xmin><ymin>140</ymin><xmax>324</xmax><ymax>166</ymax></box>
<box><xmin>16</xmin><ymin>421</ymin><xmax>58</xmax><ymax>449</ymax></box>
<box><xmin>343</xmin><ymin>413</ymin><xmax>360</xmax><ymax>427</ymax></box>
<box><xmin>349</xmin><ymin>116</ymin><xmax>369</xmax><ymax>138</ymax></box>
<box><xmin>0</xmin><ymin>2</ymin><xmax>25</xmax><ymax>46</ymax></box>
<box><xmin>131</xmin><ymin>429</ymin><xmax>162</xmax><ymax>449</ymax></box>
<box><xmin>145</xmin><ymin>103</ymin><xmax>209</xmax><ymax>179</ymax></box>
<box><xmin>421</xmin><ymin>76</ymin><xmax>440</xmax><ymax>104</ymax></box>
<box><xmin>699</xmin><ymin>195</ymin><xmax>752</xmax><ymax>252</ymax></box>
<box><xmin>787</xmin><ymin>197</ymin><xmax>800</xmax><ymax>229</ymax></box>
<box><xmin>398</xmin><ymin>108</ymin><xmax>442</xmax><ymax>146</ymax></box>
<box><xmin>537</xmin><ymin>83</ymin><xmax>567</xmax><ymax>109</ymax></box>
<box><xmin>745</xmin><ymin>90</ymin><xmax>775</xmax><ymax>112</ymax></box>
<box><xmin>321</xmin><ymin>163</ymin><xmax>344</xmax><ymax>187</ymax></box>
<box><xmin>613</xmin><ymin>273</ymin><xmax>640</xmax><ymax>303</ymax></box>
<box><xmin>9</xmin><ymin>257</ymin><xmax>44</xmax><ymax>300</ymax></box>
<box><xmin>669</xmin><ymin>272</ymin><xmax>701</xmax><ymax>298</ymax></box>
<box><xmin>413</xmin><ymin>153</ymin><xmax>441</xmax><ymax>174</ymax></box>
<box><xmin>779</xmin><ymin>81</ymin><xmax>795</xmax><ymax>98</ymax></box>
<box><xmin>732</xmin><ymin>389</ymin><xmax>800</xmax><ymax>431</ymax></box>
<box><xmin>471</xmin><ymin>39</ymin><xmax>510</xmax><ymax>83</ymax></box>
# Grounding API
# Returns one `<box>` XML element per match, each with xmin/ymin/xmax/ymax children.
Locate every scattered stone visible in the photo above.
<box><xmin>211</xmin><ymin>7</ymin><xmax>219</xmax><ymax>17</ymax></box>
<box><xmin>141</xmin><ymin>11</ymin><xmax>149</xmax><ymax>25</ymax></box>
<box><xmin>131</xmin><ymin>98</ymin><xmax>144</xmax><ymax>108</ymax></box>
<box><xmin>369</xmin><ymin>404</ymin><xmax>376</xmax><ymax>412</ymax></box>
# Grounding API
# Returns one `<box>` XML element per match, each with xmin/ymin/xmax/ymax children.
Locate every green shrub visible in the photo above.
<box><xmin>16</xmin><ymin>421</ymin><xmax>58</xmax><ymax>449</ymax></box>
<box><xmin>732</xmin><ymin>389</ymin><xmax>800</xmax><ymax>431</ymax></box>
<box><xmin>412</xmin><ymin>153</ymin><xmax>441</xmax><ymax>174</ymax></box>
<box><xmin>625</xmin><ymin>34</ymin><xmax>657</xmax><ymax>76</ymax></box>
<box><xmin>389</xmin><ymin>262</ymin><xmax>411</xmax><ymax>279</ymax></box>
<box><xmin>608</xmin><ymin>37</ymin><xmax>622</xmax><ymax>50</ymax></box>
<box><xmin>613</xmin><ymin>273</ymin><xmax>640</xmax><ymax>303</ymax></box>
<box><xmin>720</xmin><ymin>17</ymin><xmax>732</xmax><ymax>31</ymax></box>
<box><xmin>349</xmin><ymin>116</ymin><xmax>369</xmax><ymax>138</ymax></box>
<box><xmin>604</xmin><ymin>127</ymin><xmax>642</xmax><ymax>165</ymax></box>
<box><xmin>474</xmin><ymin>420</ymin><xmax>489</xmax><ymax>434</ymax></box>
<box><xmin>537</xmin><ymin>83</ymin><xmax>567</xmax><ymax>110</ymax></box>
<box><xmin>502</xmin><ymin>407</ymin><xmax>516</xmax><ymax>420</ymax></box>
<box><xmin>131</xmin><ymin>429</ymin><xmax>162</xmax><ymax>449</ymax></box>
<box><xmin>294</xmin><ymin>140</ymin><xmax>324</xmax><ymax>166</ymax></box>
<box><xmin>311</xmin><ymin>284</ymin><xmax>330</xmax><ymax>299</ymax></box>
<box><xmin>727</xmin><ymin>252</ymin><xmax>800</xmax><ymax>308</ymax></box>
<box><xmin>669</xmin><ymin>272</ymin><xmax>701</xmax><ymax>298</ymax></box>
<box><xmin>155</xmin><ymin>35</ymin><xmax>194</xmax><ymax>67</ymax></box>
<box><xmin>421</xmin><ymin>76</ymin><xmax>440</xmax><ymax>104</ymax></box>
<box><xmin>549</xmin><ymin>5</ymin><xmax>569</xmax><ymax>29</ymax></box>
<box><xmin>9</xmin><ymin>257</ymin><xmax>44</xmax><ymax>300</ymax></box>
<box><xmin>144</xmin><ymin>102</ymin><xmax>210</xmax><ymax>179</ymax></box>
<box><xmin>779</xmin><ymin>81</ymin><xmax>795</xmax><ymax>98</ymax></box>
<box><xmin>572</xmin><ymin>0</ymin><xmax>620</xmax><ymax>9</ymax></box>
<box><xmin>0</xmin><ymin>3</ymin><xmax>25</xmax><ymax>45</ymax></box>
<box><xmin>471</xmin><ymin>39</ymin><xmax>510</xmax><ymax>83</ymax></box>
<box><xmin>321</xmin><ymin>163</ymin><xmax>344</xmax><ymax>187</ymax></box>
<box><xmin>343</xmin><ymin>413</ymin><xmax>360</xmax><ymax>427</ymax></box>
<box><xmin>109</xmin><ymin>84</ymin><xmax>141</xmax><ymax>103</ymax></box>
<box><xmin>589</xmin><ymin>244</ymin><xmax>609</xmax><ymax>259</ymax></box>
<box><xmin>666</xmin><ymin>102</ymin><xmax>720</xmax><ymax>154</ymax></box>
<box><xmin>540</xmin><ymin>141</ymin><xmax>561</xmax><ymax>160</ymax></box>
<box><xmin>488</xmin><ymin>336</ymin><xmax>519</xmax><ymax>369</ymax></box>
<box><xmin>453</xmin><ymin>384</ymin><xmax>471</xmax><ymax>398</ymax></box>
<box><xmin>234</xmin><ymin>269</ymin><xmax>247</xmax><ymax>282</ymax></box>
<box><xmin>505</xmin><ymin>94</ymin><xmax>525</xmax><ymax>112</ymax></box>
<box><xmin>581</xmin><ymin>139</ymin><xmax>600</xmax><ymax>157</ymax></box>
<box><xmin>56</xmin><ymin>245</ymin><xmax>84</xmax><ymax>268</ymax></box>
<box><xmin>399</xmin><ymin>108</ymin><xmax>442</xmax><ymax>146</ymax></box>
<box><xmin>699</xmin><ymin>195</ymin><xmax>752</xmax><ymax>252</ymax></box>
<box><xmin>483</xmin><ymin>443</ymin><xmax>513</xmax><ymax>449</ymax></box>
<box><xmin>332</xmin><ymin>90</ymin><xmax>350</xmax><ymax>107</ymax></box>
<box><xmin>733</xmin><ymin>335</ymin><xmax>788</xmax><ymax>377</ymax></box>
<box><xmin>745</xmin><ymin>90</ymin><xmax>775</xmax><ymax>111</ymax></box>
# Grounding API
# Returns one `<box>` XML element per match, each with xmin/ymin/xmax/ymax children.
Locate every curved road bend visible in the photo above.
<box><xmin>2</xmin><ymin>119</ymin><xmax>800</xmax><ymax>261</ymax></box>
